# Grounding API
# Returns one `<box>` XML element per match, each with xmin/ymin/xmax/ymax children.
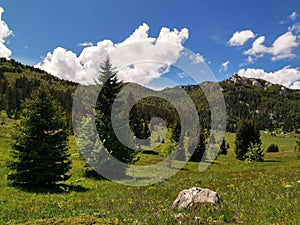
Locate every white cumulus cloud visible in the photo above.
<box><xmin>244</xmin><ymin>31</ymin><xmax>299</xmax><ymax>61</ymax></box>
<box><xmin>36</xmin><ymin>23</ymin><xmax>190</xmax><ymax>85</ymax></box>
<box><xmin>0</xmin><ymin>7</ymin><xmax>13</xmax><ymax>58</ymax></box>
<box><xmin>228</xmin><ymin>30</ymin><xmax>255</xmax><ymax>46</ymax></box>
<box><xmin>289</xmin><ymin>11</ymin><xmax>298</xmax><ymax>21</ymax></box>
<box><xmin>238</xmin><ymin>66</ymin><xmax>300</xmax><ymax>89</ymax></box>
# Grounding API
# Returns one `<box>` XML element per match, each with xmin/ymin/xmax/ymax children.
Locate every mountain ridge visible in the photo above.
<box><xmin>0</xmin><ymin>58</ymin><xmax>299</xmax><ymax>132</ymax></box>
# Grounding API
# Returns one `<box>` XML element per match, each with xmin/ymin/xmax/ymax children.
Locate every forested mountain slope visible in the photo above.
<box><xmin>0</xmin><ymin>58</ymin><xmax>77</xmax><ymax>126</ymax></box>
<box><xmin>0</xmin><ymin>58</ymin><xmax>299</xmax><ymax>132</ymax></box>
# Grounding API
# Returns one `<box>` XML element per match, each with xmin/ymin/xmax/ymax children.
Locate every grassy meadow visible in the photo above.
<box><xmin>0</xmin><ymin>119</ymin><xmax>300</xmax><ymax>224</ymax></box>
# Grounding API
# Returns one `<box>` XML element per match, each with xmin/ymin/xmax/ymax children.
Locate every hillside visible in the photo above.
<box><xmin>0</xmin><ymin>58</ymin><xmax>299</xmax><ymax>132</ymax></box>
<box><xmin>182</xmin><ymin>75</ymin><xmax>300</xmax><ymax>132</ymax></box>
<box><xmin>221</xmin><ymin>75</ymin><xmax>300</xmax><ymax>132</ymax></box>
<box><xmin>0</xmin><ymin>58</ymin><xmax>77</xmax><ymax>126</ymax></box>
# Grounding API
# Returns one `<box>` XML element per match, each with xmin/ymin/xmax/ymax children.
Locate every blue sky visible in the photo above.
<box><xmin>0</xmin><ymin>0</ymin><xmax>300</xmax><ymax>88</ymax></box>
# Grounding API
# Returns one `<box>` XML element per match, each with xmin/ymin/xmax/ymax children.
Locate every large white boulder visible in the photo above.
<box><xmin>171</xmin><ymin>187</ymin><xmax>222</xmax><ymax>210</ymax></box>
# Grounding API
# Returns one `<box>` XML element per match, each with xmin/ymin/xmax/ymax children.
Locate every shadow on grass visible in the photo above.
<box><xmin>85</xmin><ymin>169</ymin><xmax>108</xmax><ymax>180</ymax></box>
<box><xmin>188</xmin><ymin>160</ymin><xmax>219</xmax><ymax>165</ymax></box>
<box><xmin>141</xmin><ymin>150</ymin><xmax>159</xmax><ymax>155</ymax></box>
<box><xmin>12</xmin><ymin>183</ymin><xmax>89</xmax><ymax>194</ymax></box>
<box><xmin>85</xmin><ymin>169</ymin><xmax>133</xmax><ymax>181</ymax></box>
<box><xmin>264</xmin><ymin>159</ymin><xmax>282</xmax><ymax>163</ymax></box>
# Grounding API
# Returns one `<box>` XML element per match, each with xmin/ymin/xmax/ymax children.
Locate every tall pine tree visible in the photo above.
<box><xmin>95</xmin><ymin>57</ymin><xmax>137</xmax><ymax>178</ymax></box>
<box><xmin>7</xmin><ymin>85</ymin><xmax>71</xmax><ymax>185</ymax></box>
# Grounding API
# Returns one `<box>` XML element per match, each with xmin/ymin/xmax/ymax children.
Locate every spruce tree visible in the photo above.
<box><xmin>7</xmin><ymin>85</ymin><xmax>71</xmax><ymax>185</ymax></box>
<box><xmin>190</xmin><ymin>129</ymin><xmax>206</xmax><ymax>162</ymax></box>
<box><xmin>95</xmin><ymin>57</ymin><xmax>137</xmax><ymax>178</ymax></box>
<box><xmin>235</xmin><ymin>119</ymin><xmax>262</xmax><ymax>161</ymax></box>
<box><xmin>141</xmin><ymin>120</ymin><xmax>151</xmax><ymax>146</ymax></box>
<box><xmin>171</xmin><ymin>119</ymin><xmax>181</xmax><ymax>143</ymax></box>
<box><xmin>219</xmin><ymin>138</ymin><xmax>228</xmax><ymax>155</ymax></box>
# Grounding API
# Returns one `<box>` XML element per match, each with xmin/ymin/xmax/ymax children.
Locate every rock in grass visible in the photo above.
<box><xmin>171</xmin><ymin>187</ymin><xmax>222</xmax><ymax>210</ymax></box>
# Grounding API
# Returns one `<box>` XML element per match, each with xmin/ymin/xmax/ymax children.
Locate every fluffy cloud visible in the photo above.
<box><xmin>238</xmin><ymin>66</ymin><xmax>300</xmax><ymax>89</ymax></box>
<box><xmin>190</xmin><ymin>53</ymin><xmax>205</xmax><ymax>64</ymax></box>
<box><xmin>36</xmin><ymin>23</ymin><xmax>189</xmax><ymax>85</ymax></box>
<box><xmin>228</xmin><ymin>30</ymin><xmax>255</xmax><ymax>46</ymax></box>
<box><xmin>219</xmin><ymin>60</ymin><xmax>229</xmax><ymax>72</ymax></box>
<box><xmin>244</xmin><ymin>31</ymin><xmax>299</xmax><ymax>61</ymax></box>
<box><xmin>0</xmin><ymin>7</ymin><xmax>13</xmax><ymax>58</ymax></box>
<box><xmin>289</xmin><ymin>12</ymin><xmax>298</xmax><ymax>21</ymax></box>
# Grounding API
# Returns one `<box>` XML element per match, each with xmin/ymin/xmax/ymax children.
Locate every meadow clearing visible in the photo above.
<box><xmin>0</xmin><ymin>119</ymin><xmax>299</xmax><ymax>224</ymax></box>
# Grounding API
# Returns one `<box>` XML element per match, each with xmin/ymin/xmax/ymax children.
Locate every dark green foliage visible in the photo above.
<box><xmin>171</xmin><ymin>119</ymin><xmax>181</xmax><ymax>143</ymax></box>
<box><xmin>0</xmin><ymin>58</ymin><xmax>76</xmax><ymax>128</ymax></box>
<box><xmin>235</xmin><ymin>119</ymin><xmax>262</xmax><ymax>161</ymax></box>
<box><xmin>266</xmin><ymin>144</ymin><xmax>279</xmax><ymax>152</ymax></box>
<box><xmin>218</xmin><ymin>75</ymin><xmax>300</xmax><ymax>132</ymax></box>
<box><xmin>190</xmin><ymin>129</ymin><xmax>206</xmax><ymax>162</ymax></box>
<box><xmin>95</xmin><ymin>58</ymin><xmax>138</xmax><ymax>178</ymax></box>
<box><xmin>141</xmin><ymin>121</ymin><xmax>151</xmax><ymax>146</ymax></box>
<box><xmin>128</xmin><ymin>92</ymin><xmax>143</xmax><ymax>139</ymax></box>
<box><xmin>219</xmin><ymin>138</ymin><xmax>228</xmax><ymax>155</ymax></box>
<box><xmin>129</xmin><ymin>105</ymin><xmax>151</xmax><ymax>145</ymax></box>
<box><xmin>7</xmin><ymin>86</ymin><xmax>71</xmax><ymax>185</ymax></box>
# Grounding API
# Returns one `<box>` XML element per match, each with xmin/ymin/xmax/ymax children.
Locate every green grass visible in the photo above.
<box><xmin>225</xmin><ymin>131</ymin><xmax>298</xmax><ymax>153</ymax></box>
<box><xmin>0</xmin><ymin>121</ymin><xmax>300</xmax><ymax>224</ymax></box>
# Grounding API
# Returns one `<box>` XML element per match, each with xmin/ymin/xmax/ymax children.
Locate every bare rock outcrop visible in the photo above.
<box><xmin>171</xmin><ymin>187</ymin><xmax>222</xmax><ymax>210</ymax></box>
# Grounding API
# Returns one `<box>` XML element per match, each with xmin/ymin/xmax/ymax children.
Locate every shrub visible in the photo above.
<box><xmin>245</xmin><ymin>143</ymin><xmax>264</xmax><ymax>162</ymax></box>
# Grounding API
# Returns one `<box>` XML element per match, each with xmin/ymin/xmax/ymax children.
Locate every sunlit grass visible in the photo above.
<box><xmin>0</xmin><ymin>121</ymin><xmax>299</xmax><ymax>224</ymax></box>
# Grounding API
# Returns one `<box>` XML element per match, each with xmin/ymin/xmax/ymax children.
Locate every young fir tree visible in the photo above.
<box><xmin>171</xmin><ymin>119</ymin><xmax>181</xmax><ymax>143</ymax></box>
<box><xmin>219</xmin><ymin>138</ymin><xmax>228</xmax><ymax>155</ymax></box>
<box><xmin>95</xmin><ymin>57</ymin><xmax>137</xmax><ymax>178</ymax></box>
<box><xmin>190</xmin><ymin>129</ymin><xmax>206</xmax><ymax>162</ymax></box>
<box><xmin>7</xmin><ymin>85</ymin><xmax>71</xmax><ymax>186</ymax></box>
<box><xmin>235</xmin><ymin>119</ymin><xmax>262</xmax><ymax>161</ymax></box>
<box><xmin>77</xmin><ymin>115</ymin><xmax>103</xmax><ymax>178</ymax></box>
